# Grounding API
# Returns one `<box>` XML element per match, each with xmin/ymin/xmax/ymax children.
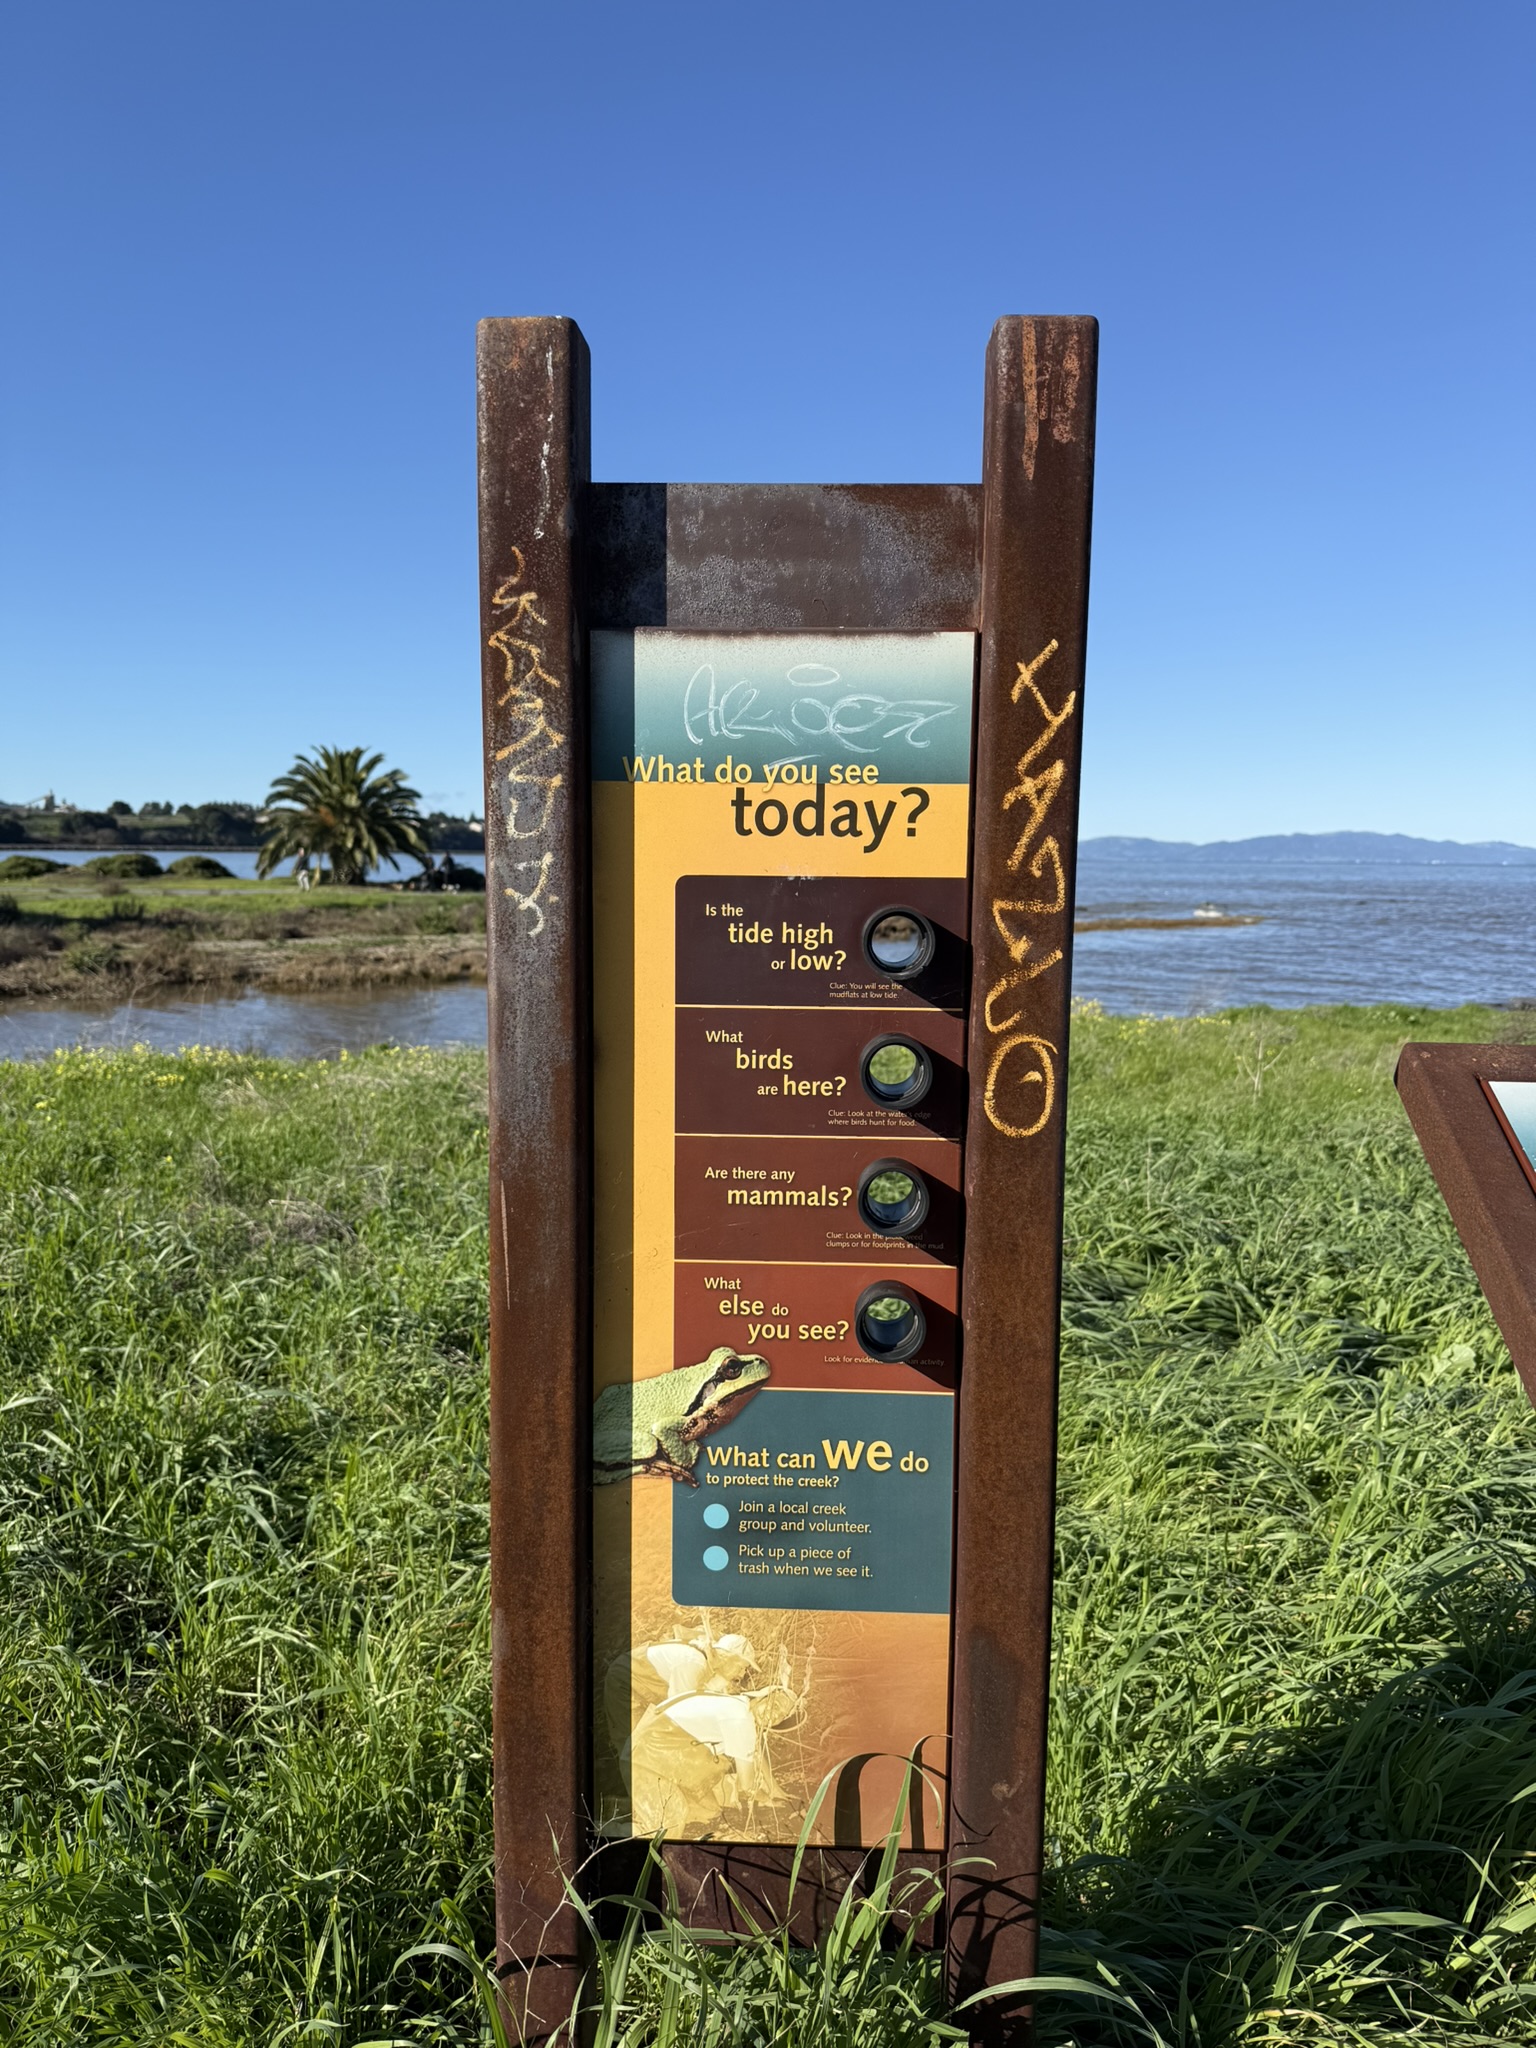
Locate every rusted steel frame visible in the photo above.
<box><xmin>585</xmin><ymin>483</ymin><xmax>981</xmax><ymax>629</ymax></box>
<box><xmin>949</xmin><ymin>316</ymin><xmax>1098</xmax><ymax>2030</ymax></box>
<box><xmin>477</xmin><ymin>317</ymin><xmax>593</xmax><ymax>2043</ymax></box>
<box><xmin>476</xmin><ymin>319</ymin><xmax>1093</xmax><ymax>1993</ymax></box>
<box><xmin>1396</xmin><ymin>1042</ymin><xmax>1536</xmax><ymax>1400</ymax></box>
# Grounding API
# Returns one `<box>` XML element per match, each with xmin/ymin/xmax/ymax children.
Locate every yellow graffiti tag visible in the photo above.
<box><xmin>983</xmin><ymin>1034</ymin><xmax>1058</xmax><ymax>1140</ymax></box>
<box><xmin>983</xmin><ymin>954</ymin><xmax>1064</xmax><ymax>1035</ymax></box>
<box><xmin>982</xmin><ymin>638</ymin><xmax>1078</xmax><ymax>1137</ymax></box>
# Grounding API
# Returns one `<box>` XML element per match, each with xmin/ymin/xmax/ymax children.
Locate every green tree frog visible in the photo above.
<box><xmin>593</xmin><ymin>1347</ymin><xmax>770</xmax><ymax>1486</ymax></box>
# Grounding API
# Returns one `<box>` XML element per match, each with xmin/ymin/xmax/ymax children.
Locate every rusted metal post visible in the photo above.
<box><xmin>477</xmin><ymin>316</ymin><xmax>592</xmax><ymax>2041</ymax></box>
<box><xmin>949</xmin><ymin>316</ymin><xmax>1098</xmax><ymax>2031</ymax></box>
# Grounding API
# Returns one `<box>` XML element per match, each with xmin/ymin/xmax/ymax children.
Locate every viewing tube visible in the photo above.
<box><xmin>856</xmin><ymin>1157</ymin><xmax>931</xmax><ymax>1239</ymax></box>
<box><xmin>859</xmin><ymin>1033</ymin><xmax>934</xmax><ymax>1111</ymax></box>
<box><xmin>861</xmin><ymin>906</ymin><xmax>936</xmax><ymax>982</ymax></box>
<box><xmin>853</xmin><ymin>1281</ymin><xmax>927</xmax><ymax>1362</ymax></box>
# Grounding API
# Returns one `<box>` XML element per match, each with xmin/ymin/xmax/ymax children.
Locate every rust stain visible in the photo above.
<box><xmin>1052</xmin><ymin>333</ymin><xmax>1081</xmax><ymax>445</ymax></box>
<box><xmin>1022</xmin><ymin>329</ymin><xmax>1082</xmax><ymax>480</ymax></box>
<box><xmin>533</xmin><ymin>344</ymin><xmax>554</xmax><ymax>539</ymax></box>
<box><xmin>1020</xmin><ymin>321</ymin><xmax>1040</xmax><ymax>482</ymax></box>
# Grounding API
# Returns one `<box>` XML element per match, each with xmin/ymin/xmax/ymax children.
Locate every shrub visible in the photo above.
<box><xmin>0</xmin><ymin>921</ymin><xmax>57</xmax><ymax>965</ymax></box>
<box><xmin>0</xmin><ymin>855</ymin><xmax>65</xmax><ymax>879</ymax></box>
<box><xmin>81</xmin><ymin>852</ymin><xmax>164</xmax><ymax>879</ymax></box>
<box><xmin>415</xmin><ymin>901</ymin><xmax>482</xmax><ymax>935</ymax></box>
<box><xmin>166</xmin><ymin>855</ymin><xmax>234</xmax><ymax>879</ymax></box>
<box><xmin>64</xmin><ymin>934</ymin><xmax>116</xmax><ymax>973</ymax></box>
<box><xmin>0</xmin><ymin>893</ymin><xmax>18</xmax><ymax>924</ymax></box>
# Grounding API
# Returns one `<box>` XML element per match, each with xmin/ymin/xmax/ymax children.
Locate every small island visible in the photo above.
<box><xmin>1075</xmin><ymin>912</ymin><xmax>1262</xmax><ymax>933</ymax></box>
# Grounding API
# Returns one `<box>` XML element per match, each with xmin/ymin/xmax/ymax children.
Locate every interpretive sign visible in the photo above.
<box><xmin>591</xmin><ymin>631</ymin><xmax>971</xmax><ymax>1844</ymax></box>
<box><xmin>477</xmin><ymin>316</ymin><xmax>1097</xmax><ymax>2041</ymax></box>
<box><xmin>1398</xmin><ymin>1043</ymin><xmax>1536</xmax><ymax>1402</ymax></box>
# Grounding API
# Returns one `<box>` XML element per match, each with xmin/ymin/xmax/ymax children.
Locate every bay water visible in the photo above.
<box><xmin>1073</xmin><ymin>843</ymin><xmax>1536</xmax><ymax>1015</ymax></box>
<box><xmin>2</xmin><ymin>844</ymin><xmax>1532</xmax><ymax>1058</ymax></box>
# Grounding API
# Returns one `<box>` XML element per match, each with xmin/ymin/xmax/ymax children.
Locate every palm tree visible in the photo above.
<box><xmin>256</xmin><ymin>746</ymin><xmax>431</xmax><ymax>885</ymax></box>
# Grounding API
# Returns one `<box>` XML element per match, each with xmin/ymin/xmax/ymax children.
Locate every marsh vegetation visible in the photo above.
<box><xmin>0</xmin><ymin>870</ymin><xmax>485</xmax><ymax>1002</ymax></box>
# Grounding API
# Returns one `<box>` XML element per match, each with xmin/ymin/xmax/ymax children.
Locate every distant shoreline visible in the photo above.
<box><xmin>1083</xmin><ymin>830</ymin><xmax>1536</xmax><ymax>864</ymax></box>
<box><xmin>7</xmin><ymin>827</ymin><xmax>1532</xmax><ymax>862</ymax></box>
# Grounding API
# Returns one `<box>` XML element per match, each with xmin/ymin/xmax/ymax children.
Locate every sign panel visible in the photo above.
<box><xmin>1484</xmin><ymin>1080</ymin><xmax>1536</xmax><ymax>1199</ymax></box>
<box><xmin>591</xmin><ymin>630</ymin><xmax>974</xmax><ymax>1845</ymax></box>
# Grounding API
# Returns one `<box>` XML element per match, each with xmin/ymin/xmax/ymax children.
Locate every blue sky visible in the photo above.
<box><xmin>2</xmin><ymin>1</ymin><xmax>1531</xmax><ymax>839</ymax></box>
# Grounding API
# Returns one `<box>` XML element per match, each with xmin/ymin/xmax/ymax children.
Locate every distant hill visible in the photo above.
<box><xmin>1082</xmin><ymin>831</ymin><xmax>1536</xmax><ymax>865</ymax></box>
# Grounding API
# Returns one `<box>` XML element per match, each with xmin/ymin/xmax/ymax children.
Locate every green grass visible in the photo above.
<box><xmin>0</xmin><ymin>1044</ymin><xmax>494</xmax><ymax>2041</ymax></box>
<box><xmin>1039</xmin><ymin>1004</ymin><xmax>1536</xmax><ymax>2043</ymax></box>
<box><xmin>0</xmin><ymin>870</ymin><xmax>485</xmax><ymax>927</ymax></box>
<box><xmin>3</xmin><ymin>1005</ymin><xmax>1536</xmax><ymax>2041</ymax></box>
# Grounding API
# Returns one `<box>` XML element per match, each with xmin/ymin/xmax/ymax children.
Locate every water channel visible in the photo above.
<box><xmin>0</xmin><ymin>983</ymin><xmax>489</xmax><ymax>1062</ymax></box>
<box><xmin>3</xmin><ymin>845</ymin><xmax>1533</xmax><ymax>1060</ymax></box>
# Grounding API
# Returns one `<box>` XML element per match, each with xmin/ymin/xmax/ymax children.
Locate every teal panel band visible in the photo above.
<box><xmin>593</xmin><ymin>631</ymin><xmax>976</xmax><ymax>786</ymax></box>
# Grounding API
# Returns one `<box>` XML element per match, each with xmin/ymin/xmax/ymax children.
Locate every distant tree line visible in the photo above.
<box><xmin>0</xmin><ymin>795</ymin><xmax>484</xmax><ymax>854</ymax></box>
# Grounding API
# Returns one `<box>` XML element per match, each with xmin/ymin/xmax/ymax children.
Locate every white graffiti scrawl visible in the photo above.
<box><xmin>488</xmin><ymin>544</ymin><xmax>566</xmax><ymax>937</ymax></box>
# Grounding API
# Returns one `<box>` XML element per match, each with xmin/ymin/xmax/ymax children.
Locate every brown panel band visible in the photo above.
<box><xmin>477</xmin><ymin>317</ymin><xmax>592</xmax><ymax>2040</ymax></box>
<box><xmin>586</xmin><ymin>482</ymin><xmax>981</xmax><ymax>629</ymax></box>
<box><xmin>949</xmin><ymin>316</ymin><xmax>1098</xmax><ymax>2028</ymax></box>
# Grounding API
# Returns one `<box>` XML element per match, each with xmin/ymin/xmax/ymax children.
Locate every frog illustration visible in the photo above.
<box><xmin>593</xmin><ymin>1347</ymin><xmax>771</xmax><ymax>1486</ymax></box>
